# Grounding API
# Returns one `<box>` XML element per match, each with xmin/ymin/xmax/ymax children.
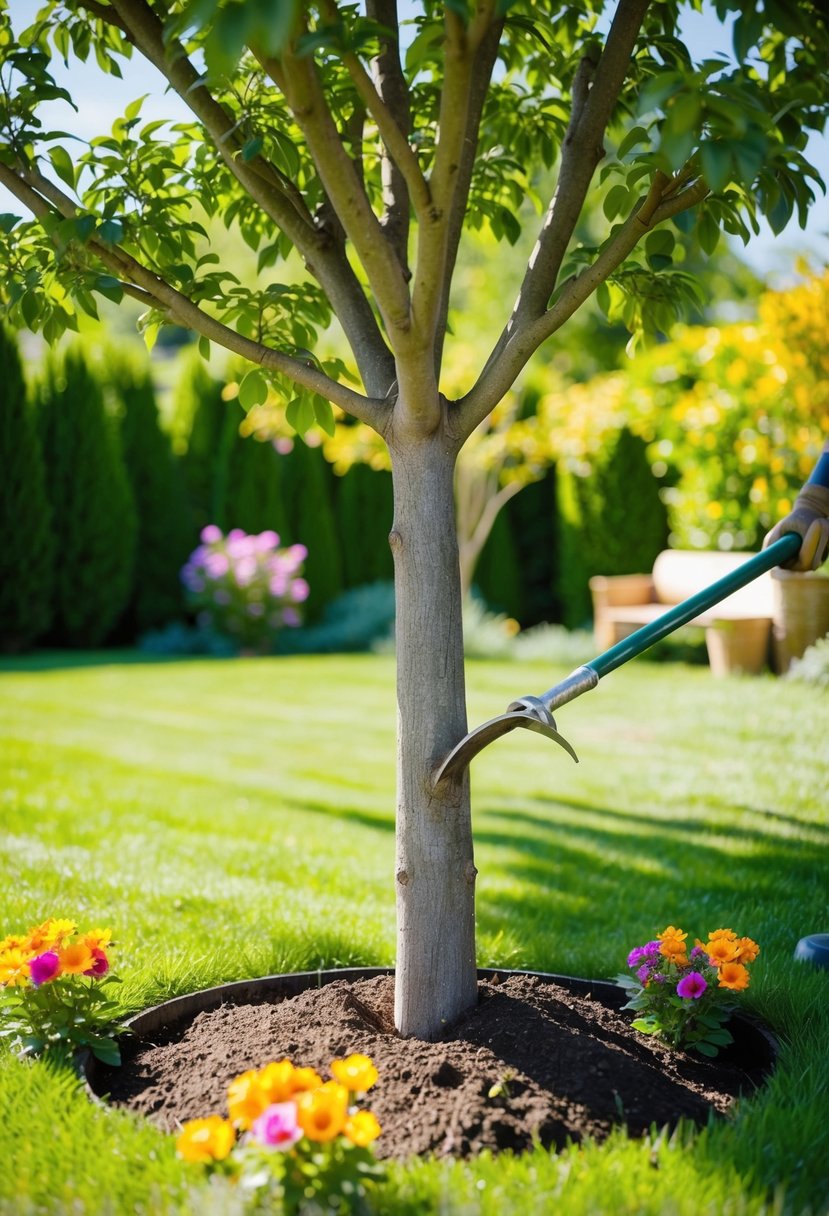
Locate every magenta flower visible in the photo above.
<box><xmin>29</xmin><ymin>951</ymin><xmax>61</xmax><ymax>986</ymax></box>
<box><xmin>636</xmin><ymin>964</ymin><xmax>652</xmax><ymax>984</ymax></box>
<box><xmin>628</xmin><ymin>945</ymin><xmax>649</xmax><ymax>968</ymax></box>
<box><xmin>250</xmin><ymin>1102</ymin><xmax>302</xmax><ymax>1150</ymax></box>
<box><xmin>84</xmin><ymin>949</ymin><xmax>110</xmax><ymax>978</ymax></box>
<box><xmin>676</xmin><ymin>971</ymin><xmax>708</xmax><ymax>1000</ymax></box>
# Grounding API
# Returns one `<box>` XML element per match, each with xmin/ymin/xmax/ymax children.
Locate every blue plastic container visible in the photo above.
<box><xmin>794</xmin><ymin>934</ymin><xmax>829</xmax><ymax>969</ymax></box>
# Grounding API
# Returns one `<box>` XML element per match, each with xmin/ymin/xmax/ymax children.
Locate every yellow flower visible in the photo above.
<box><xmin>706</xmin><ymin>937</ymin><xmax>740</xmax><ymax>966</ymax></box>
<box><xmin>40</xmin><ymin>919</ymin><xmax>77</xmax><ymax>949</ymax></box>
<box><xmin>295</xmin><ymin>1081</ymin><xmax>349</xmax><ymax>1143</ymax></box>
<box><xmin>330</xmin><ymin>1053</ymin><xmax>379</xmax><ymax>1093</ymax></box>
<box><xmin>0</xmin><ymin>948</ymin><xmax>31</xmax><ymax>987</ymax></box>
<box><xmin>176</xmin><ymin>1116</ymin><xmax>235</xmax><ymax>1163</ymax></box>
<box><xmin>718</xmin><ymin>962</ymin><xmax>750</xmax><ymax>991</ymax></box>
<box><xmin>343</xmin><ymin>1110</ymin><xmax>382</xmax><ymax>1148</ymax></box>
<box><xmin>82</xmin><ymin>928</ymin><xmax>113</xmax><ymax>953</ymax></box>
<box><xmin>227</xmin><ymin>1070</ymin><xmax>271</xmax><ymax>1129</ymax></box>
<box><xmin>0</xmin><ymin>934</ymin><xmax>32</xmax><ymax>957</ymax></box>
<box><xmin>57</xmin><ymin>942</ymin><xmax>95</xmax><ymax>975</ymax></box>
<box><xmin>733</xmin><ymin>937</ymin><xmax>760</xmax><ymax>964</ymax></box>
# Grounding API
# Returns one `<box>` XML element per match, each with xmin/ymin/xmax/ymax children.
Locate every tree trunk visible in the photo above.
<box><xmin>389</xmin><ymin>430</ymin><xmax>478</xmax><ymax>1039</ymax></box>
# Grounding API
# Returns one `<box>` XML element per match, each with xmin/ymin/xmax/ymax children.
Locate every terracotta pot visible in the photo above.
<box><xmin>81</xmin><ymin>967</ymin><xmax>777</xmax><ymax>1098</ymax></box>
<box><xmin>771</xmin><ymin>569</ymin><xmax>829</xmax><ymax>672</ymax></box>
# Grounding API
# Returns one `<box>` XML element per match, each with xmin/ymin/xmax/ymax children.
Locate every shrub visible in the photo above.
<box><xmin>37</xmin><ymin>349</ymin><xmax>137</xmax><ymax>647</ymax></box>
<box><xmin>181</xmin><ymin>526</ymin><xmax>309</xmax><ymax>654</ymax></box>
<box><xmin>334</xmin><ymin>462</ymin><xmax>395</xmax><ymax>589</ymax></box>
<box><xmin>0</xmin><ymin>327</ymin><xmax>54</xmax><ymax>651</ymax></box>
<box><xmin>174</xmin><ymin>355</ymin><xmax>227</xmax><ymax>532</ymax></box>
<box><xmin>213</xmin><ymin>403</ymin><xmax>291</xmax><ymax>539</ymax></box>
<box><xmin>556</xmin><ymin>426</ymin><xmax>668</xmax><ymax>628</ymax></box>
<box><xmin>278</xmin><ymin>581</ymin><xmax>396</xmax><ymax>654</ymax></box>
<box><xmin>111</xmin><ymin>358</ymin><xmax>193</xmax><ymax>635</ymax></box>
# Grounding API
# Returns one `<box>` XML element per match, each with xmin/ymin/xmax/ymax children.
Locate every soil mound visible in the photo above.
<box><xmin>92</xmin><ymin>973</ymin><xmax>773</xmax><ymax>1160</ymax></box>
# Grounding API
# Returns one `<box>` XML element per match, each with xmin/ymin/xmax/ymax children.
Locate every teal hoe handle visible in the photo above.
<box><xmin>510</xmin><ymin>532</ymin><xmax>802</xmax><ymax>720</ymax></box>
<box><xmin>589</xmin><ymin>532</ymin><xmax>801</xmax><ymax>678</ymax></box>
<box><xmin>435</xmin><ymin>533</ymin><xmax>802</xmax><ymax>785</ymax></box>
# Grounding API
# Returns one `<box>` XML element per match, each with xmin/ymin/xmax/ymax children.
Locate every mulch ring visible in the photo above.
<box><xmin>89</xmin><ymin>972</ymin><xmax>775</xmax><ymax>1160</ymax></box>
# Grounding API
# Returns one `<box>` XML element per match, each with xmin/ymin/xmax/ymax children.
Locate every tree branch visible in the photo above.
<box><xmin>0</xmin><ymin>161</ymin><xmax>391</xmax><ymax>430</ymax></box>
<box><xmin>264</xmin><ymin>34</ymin><xmax>412</xmax><ymax>339</ymax></box>
<box><xmin>95</xmin><ymin>0</ymin><xmax>395</xmax><ymax>397</ymax></box>
<box><xmin>322</xmin><ymin>0</ymin><xmax>429</xmax><ymax>249</ymax></box>
<box><xmin>411</xmin><ymin>4</ymin><xmax>499</xmax><ymax>351</ymax></box>
<box><xmin>496</xmin><ymin>0</ymin><xmax>651</xmax><ymax>348</ymax></box>
<box><xmin>457</xmin><ymin>173</ymin><xmax>709</xmax><ymax>434</ymax></box>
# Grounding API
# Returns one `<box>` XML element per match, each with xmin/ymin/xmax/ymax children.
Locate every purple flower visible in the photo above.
<box><xmin>636</xmin><ymin>964</ymin><xmax>652</xmax><ymax>984</ymax></box>
<box><xmin>29</xmin><ymin>951</ymin><xmax>61</xmax><ymax>986</ymax></box>
<box><xmin>676</xmin><ymin>971</ymin><xmax>708</xmax><ymax>1000</ymax></box>
<box><xmin>283</xmin><ymin>608</ymin><xmax>301</xmax><ymax>627</ymax></box>
<box><xmin>689</xmin><ymin>945</ymin><xmax>707</xmax><ymax>962</ymax></box>
<box><xmin>250</xmin><ymin>1102</ymin><xmax>301</xmax><ymax>1150</ymax></box>
<box><xmin>628</xmin><ymin>945</ymin><xmax>649</xmax><ymax>968</ymax></box>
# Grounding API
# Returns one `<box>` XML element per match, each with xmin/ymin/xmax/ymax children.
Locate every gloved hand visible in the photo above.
<box><xmin>764</xmin><ymin>483</ymin><xmax>829</xmax><ymax>571</ymax></box>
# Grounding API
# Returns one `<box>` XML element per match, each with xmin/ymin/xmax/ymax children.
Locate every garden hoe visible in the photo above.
<box><xmin>434</xmin><ymin>532</ymin><xmax>801</xmax><ymax>786</ymax></box>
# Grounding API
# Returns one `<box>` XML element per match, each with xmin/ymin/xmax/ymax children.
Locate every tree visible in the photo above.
<box><xmin>0</xmin><ymin>325</ymin><xmax>54</xmax><ymax>651</ymax></box>
<box><xmin>1</xmin><ymin>1</ymin><xmax>827</xmax><ymax>1038</ymax></box>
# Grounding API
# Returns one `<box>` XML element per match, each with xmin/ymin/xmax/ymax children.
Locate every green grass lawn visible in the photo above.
<box><xmin>1</xmin><ymin>651</ymin><xmax>827</xmax><ymax>1215</ymax></box>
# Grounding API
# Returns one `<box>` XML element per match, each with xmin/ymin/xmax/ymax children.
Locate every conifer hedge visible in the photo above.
<box><xmin>0</xmin><ymin>327</ymin><xmax>54</xmax><ymax>652</ymax></box>
<box><xmin>38</xmin><ymin>348</ymin><xmax>137</xmax><ymax>647</ymax></box>
<box><xmin>112</xmin><ymin>358</ymin><xmax>193</xmax><ymax>634</ymax></box>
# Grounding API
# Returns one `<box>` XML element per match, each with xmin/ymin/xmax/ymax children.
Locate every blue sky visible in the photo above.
<box><xmin>2</xmin><ymin>0</ymin><xmax>828</xmax><ymax>276</ymax></box>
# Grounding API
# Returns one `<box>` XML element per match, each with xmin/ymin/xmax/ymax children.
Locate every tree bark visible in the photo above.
<box><xmin>389</xmin><ymin>427</ymin><xmax>477</xmax><ymax>1039</ymax></box>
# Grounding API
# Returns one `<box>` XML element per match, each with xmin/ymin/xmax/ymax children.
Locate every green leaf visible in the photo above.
<box><xmin>313</xmin><ymin>395</ymin><xmax>335</xmax><ymax>437</ymax></box>
<box><xmin>603</xmin><ymin>183</ymin><xmax>630</xmax><ymax>221</ymax></box>
<box><xmin>198</xmin><ymin>336</ymin><xmax>211</xmax><ymax>360</ymax></box>
<box><xmin>49</xmin><ymin>145</ymin><xmax>76</xmax><ymax>190</ymax></box>
<box><xmin>697</xmin><ymin>209</ymin><xmax>720</xmax><ymax>256</ymax></box>
<box><xmin>238</xmin><ymin>369</ymin><xmax>269</xmax><ymax>410</ymax></box>
<box><xmin>0</xmin><ymin>213</ymin><xmax>21</xmax><ymax>234</ymax></box>
<box><xmin>124</xmin><ymin>94</ymin><xmax>148</xmax><ymax>121</ymax></box>
<box><xmin>700</xmin><ymin>141</ymin><xmax>732</xmax><ymax>192</ymax></box>
<box><xmin>241</xmin><ymin>136</ymin><xmax>264</xmax><ymax>162</ymax></box>
<box><xmin>694</xmin><ymin>1040</ymin><xmax>719</xmax><ymax>1057</ymax></box>
<box><xmin>617</xmin><ymin>125</ymin><xmax>650</xmax><ymax>159</ymax></box>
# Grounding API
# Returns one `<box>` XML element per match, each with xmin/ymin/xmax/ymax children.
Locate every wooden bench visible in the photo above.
<box><xmin>588</xmin><ymin>550</ymin><xmax>775</xmax><ymax>675</ymax></box>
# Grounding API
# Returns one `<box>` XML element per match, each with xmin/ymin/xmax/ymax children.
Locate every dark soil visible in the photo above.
<box><xmin>92</xmin><ymin>974</ymin><xmax>774</xmax><ymax>1160</ymax></box>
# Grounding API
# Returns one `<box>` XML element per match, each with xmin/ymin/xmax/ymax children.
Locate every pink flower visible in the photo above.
<box><xmin>29</xmin><ymin>951</ymin><xmax>61</xmax><ymax>986</ymax></box>
<box><xmin>84</xmin><ymin>949</ymin><xmax>110</xmax><ymax>977</ymax></box>
<box><xmin>200</xmin><ymin>525</ymin><xmax>223</xmax><ymax>544</ymax></box>
<box><xmin>250</xmin><ymin>1102</ymin><xmax>302</xmax><ymax>1150</ymax></box>
<box><xmin>676</xmin><ymin>971</ymin><xmax>707</xmax><ymax>1000</ymax></box>
<box><xmin>289</xmin><ymin>579</ymin><xmax>309</xmax><ymax>603</ymax></box>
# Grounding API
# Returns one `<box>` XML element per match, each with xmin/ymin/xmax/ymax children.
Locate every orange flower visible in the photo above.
<box><xmin>29</xmin><ymin>919</ymin><xmax>76</xmax><ymax>952</ymax></box>
<box><xmin>708</xmin><ymin>928</ymin><xmax>737</xmax><ymax>943</ymax></box>
<box><xmin>176</xmin><ymin>1116</ymin><xmax>235</xmax><ymax>1163</ymax></box>
<box><xmin>0</xmin><ymin>948</ymin><xmax>31</xmax><ymax>987</ymax></box>
<box><xmin>658</xmin><ymin>926</ymin><xmax>687</xmax><ymax>944</ymax></box>
<box><xmin>733</xmin><ymin>937</ymin><xmax>760</xmax><ymax>964</ymax></box>
<box><xmin>344</xmin><ymin>1109</ymin><xmax>382</xmax><ymax>1147</ymax></box>
<box><xmin>257</xmin><ymin>1060</ymin><xmax>298</xmax><ymax>1105</ymax></box>
<box><xmin>227</xmin><ymin>1070</ymin><xmax>270</xmax><ymax>1129</ymax></box>
<box><xmin>718</xmin><ymin>962</ymin><xmax>750</xmax><ymax>991</ymax></box>
<box><xmin>295</xmin><ymin>1081</ymin><xmax>349</xmax><ymax>1143</ymax></box>
<box><xmin>57</xmin><ymin>942</ymin><xmax>95</xmax><ymax>975</ymax></box>
<box><xmin>330</xmin><ymin>1053</ymin><xmax>379</xmax><ymax>1093</ymax></box>
<box><xmin>706</xmin><ymin>937</ymin><xmax>740</xmax><ymax>966</ymax></box>
<box><xmin>291</xmin><ymin>1066</ymin><xmax>324</xmax><ymax>1094</ymax></box>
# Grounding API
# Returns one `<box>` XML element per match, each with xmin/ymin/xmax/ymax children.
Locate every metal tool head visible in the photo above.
<box><xmin>433</xmin><ymin>695</ymin><xmax>578</xmax><ymax>786</ymax></box>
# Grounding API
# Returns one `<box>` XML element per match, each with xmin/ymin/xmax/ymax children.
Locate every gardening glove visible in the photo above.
<box><xmin>764</xmin><ymin>483</ymin><xmax>829</xmax><ymax>572</ymax></box>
